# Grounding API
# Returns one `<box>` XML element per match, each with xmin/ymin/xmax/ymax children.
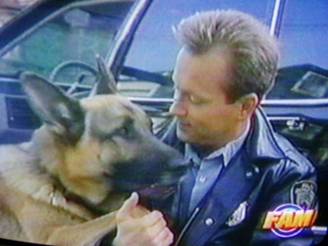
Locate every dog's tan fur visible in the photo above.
<box><xmin>0</xmin><ymin>60</ymin><xmax>183</xmax><ymax>245</ymax></box>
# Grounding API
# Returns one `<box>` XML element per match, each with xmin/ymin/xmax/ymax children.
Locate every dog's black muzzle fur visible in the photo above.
<box><xmin>109</xmin><ymin>142</ymin><xmax>189</xmax><ymax>207</ymax></box>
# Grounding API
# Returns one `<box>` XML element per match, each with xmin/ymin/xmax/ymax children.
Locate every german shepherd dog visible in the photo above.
<box><xmin>0</xmin><ymin>58</ymin><xmax>185</xmax><ymax>245</ymax></box>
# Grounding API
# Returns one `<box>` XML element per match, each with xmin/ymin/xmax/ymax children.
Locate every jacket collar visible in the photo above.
<box><xmin>161</xmin><ymin>107</ymin><xmax>285</xmax><ymax>165</ymax></box>
<box><xmin>245</xmin><ymin>107</ymin><xmax>285</xmax><ymax>162</ymax></box>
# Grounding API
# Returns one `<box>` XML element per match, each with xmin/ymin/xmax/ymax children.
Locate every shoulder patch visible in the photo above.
<box><xmin>290</xmin><ymin>180</ymin><xmax>317</xmax><ymax>209</ymax></box>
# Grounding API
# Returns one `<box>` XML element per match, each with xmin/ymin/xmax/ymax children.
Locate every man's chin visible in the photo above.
<box><xmin>176</xmin><ymin>128</ymin><xmax>193</xmax><ymax>143</ymax></box>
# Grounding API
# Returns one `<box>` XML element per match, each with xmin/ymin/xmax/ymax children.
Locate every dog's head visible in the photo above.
<box><xmin>21</xmin><ymin>58</ymin><xmax>187</xmax><ymax>213</ymax></box>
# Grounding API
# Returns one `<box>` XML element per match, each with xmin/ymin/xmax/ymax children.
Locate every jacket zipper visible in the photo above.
<box><xmin>174</xmin><ymin>207</ymin><xmax>200</xmax><ymax>246</ymax></box>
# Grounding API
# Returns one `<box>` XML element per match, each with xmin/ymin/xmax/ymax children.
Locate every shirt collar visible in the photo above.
<box><xmin>184</xmin><ymin>120</ymin><xmax>250</xmax><ymax>167</ymax></box>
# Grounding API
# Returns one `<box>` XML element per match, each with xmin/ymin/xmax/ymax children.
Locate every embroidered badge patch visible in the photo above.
<box><xmin>290</xmin><ymin>181</ymin><xmax>317</xmax><ymax>209</ymax></box>
<box><xmin>226</xmin><ymin>201</ymin><xmax>247</xmax><ymax>226</ymax></box>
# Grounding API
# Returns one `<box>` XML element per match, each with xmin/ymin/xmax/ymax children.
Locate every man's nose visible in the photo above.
<box><xmin>169</xmin><ymin>99</ymin><xmax>187</xmax><ymax>117</ymax></box>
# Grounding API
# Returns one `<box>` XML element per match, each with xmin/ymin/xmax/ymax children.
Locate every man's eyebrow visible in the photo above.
<box><xmin>171</xmin><ymin>76</ymin><xmax>206</xmax><ymax>99</ymax></box>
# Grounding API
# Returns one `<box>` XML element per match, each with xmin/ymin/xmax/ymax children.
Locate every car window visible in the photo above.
<box><xmin>118</xmin><ymin>0</ymin><xmax>328</xmax><ymax>102</ymax></box>
<box><xmin>0</xmin><ymin>1</ymin><xmax>133</xmax><ymax>86</ymax></box>
<box><xmin>117</xmin><ymin>0</ymin><xmax>275</xmax><ymax>98</ymax></box>
<box><xmin>279</xmin><ymin>1</ymin><xmax>328</xmax><ymax>69</ymax></box>
<box><xmin>266</xmin><ymin>0</ymin><xmax>328</xmax><ymax>100</ymax></box>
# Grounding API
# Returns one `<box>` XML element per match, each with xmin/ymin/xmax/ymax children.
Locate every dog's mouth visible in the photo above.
<box><xmin>108</xmin><ymin>158</ymin><xmax>188</xmax><ymax>192</ymax></box>
<box><xmin>105</xmin><ymin>157</ymin><xmax>189</xmax><ymax>209</ymax></box>
<box><xmin>109</xmin><ymin>176</ymin><xmax>178</xmax><ymax>194</ymax></box>
<box><xmin>138</xmin><ymin>184</ymin><xmax>176</xmax><ymax>198</ymax></box>
<box><xmin>137</xmin><ymin>183</ymin><xmax>176</xmax><ymax>208</ymax></box>
<box><xmin>107</xmin><ymin>169</ymin><xmax>184</xmax><ymax>206</ymax></box>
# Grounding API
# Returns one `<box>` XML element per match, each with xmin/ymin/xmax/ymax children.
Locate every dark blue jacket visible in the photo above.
<box><xmin>161</xmin><ymin>108</ymin><xmax>319</xmax><ymax>246</ymax></box>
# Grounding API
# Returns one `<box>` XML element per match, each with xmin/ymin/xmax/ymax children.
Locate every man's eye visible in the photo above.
<box><xmin>189</xmin><ymin>95</ymin><xmax>203</xmax><ymax>104</ymax></box>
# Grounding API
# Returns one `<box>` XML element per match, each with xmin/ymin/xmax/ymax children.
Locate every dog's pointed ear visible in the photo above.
<box><xmin>92</xmin><ymin>55</ymin><xmax>117</xmax><ymax>95</ymax></box>
<box><xmin>21</xmin><ymin>72</ymin><xmax>85</xmax><ymax>144</ymax></box>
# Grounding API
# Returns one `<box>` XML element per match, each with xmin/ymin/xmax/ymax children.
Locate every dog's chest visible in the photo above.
<box><xmin>0</xmin><ymin>145</ymin><xmax>95</xmax><ymax>222</ymax></box>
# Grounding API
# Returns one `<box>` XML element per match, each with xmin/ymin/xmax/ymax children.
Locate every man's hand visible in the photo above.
<box><xmin>113</xmin><ymin>192</ymin><xmax>174</xmax><ymax>246</ymax></box>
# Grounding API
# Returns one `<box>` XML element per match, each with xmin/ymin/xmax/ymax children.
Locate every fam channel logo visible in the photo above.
<box><xmin>262</xmin><ymin>203</ymin><xmax>317</xmax><ymax>238</ymax></box>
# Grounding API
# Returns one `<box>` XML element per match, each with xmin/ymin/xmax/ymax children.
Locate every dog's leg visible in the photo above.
<box><xmin>3</xmin><ymin>187</ymin><xmax>116</xmax><ymax>246</ymax></box>
<box><xmin>14</xmin><ymin>196</ymin><xmax>117</xmax><ymax>246</ymax></box>
<box><xmin>45</xmin><ymin>212</ymin><xmax>117</xmax><ymax>246</ymax></box>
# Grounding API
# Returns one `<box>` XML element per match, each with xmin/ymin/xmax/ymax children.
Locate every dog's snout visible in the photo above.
<box><xmin>168</xmin><ymin>155</ymin><xmax>187</xmax><ymax>168</ymax></box>
<box><xmin>169</xmin><ymin>159</ymin><xmax>188</xmax><ymax>177</ymax></box>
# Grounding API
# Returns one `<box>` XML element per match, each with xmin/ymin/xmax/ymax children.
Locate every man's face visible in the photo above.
<box><xmin>170</xmin><ymin>47</ymin><xmax>244</xmax><ymax>151</ymax></box>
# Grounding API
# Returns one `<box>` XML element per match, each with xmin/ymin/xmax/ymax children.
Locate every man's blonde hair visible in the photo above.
<box><xmin>173</xmin><ymin>10</ymin><xmax>279</xmax><ymax>101</ymax></box>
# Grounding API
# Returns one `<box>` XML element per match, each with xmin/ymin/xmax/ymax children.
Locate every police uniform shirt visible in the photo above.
<box><xmin>185</xmin><ymin>120</ymin><xmax>250</xmax><ymax>214</ymax></box>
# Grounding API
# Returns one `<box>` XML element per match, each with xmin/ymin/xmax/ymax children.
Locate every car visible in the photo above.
<box><xmin>0</xmin><ymin>0</ymin><xmax>327</xmax><ymax>245</ymax></box>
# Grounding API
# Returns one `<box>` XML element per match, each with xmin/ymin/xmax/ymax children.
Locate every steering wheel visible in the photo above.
<box><xmin>49</xmin><ymin>60</ymin><xmax>98</xmax><ymax>96</ymax></box>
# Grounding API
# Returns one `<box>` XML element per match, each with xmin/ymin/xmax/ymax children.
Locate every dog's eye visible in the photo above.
<box><xmin>117</xmin><ymin>125</ymin><xmax>131</xmax><ymax>137</ymax></box>
<box><xmin>114</xmin><ymin>119</ymin><xmax>134</xmax><ymax>138</ymax></box>
<box><xmin>121</xmin><ymin>126</ymin><xmax>129</xmax><ymax>135</ymax></box>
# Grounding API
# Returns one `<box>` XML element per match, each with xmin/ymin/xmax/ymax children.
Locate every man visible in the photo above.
<box><xmin>113</xmin><ymin>10</ymin><xmax>318</xmax><ymax>246</ymax></box>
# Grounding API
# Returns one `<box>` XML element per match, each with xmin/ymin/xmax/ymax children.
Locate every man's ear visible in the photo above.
<box><xmin>237</xmin><ymin>93</ymin><xmax>259</xmax><ymax>120</ymax></box>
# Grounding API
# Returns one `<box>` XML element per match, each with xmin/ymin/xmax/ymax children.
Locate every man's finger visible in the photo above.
<box><xmin>152</xmin><ymin>227</ymin><xmax>174</xmax><ymax>246</ymax></box>
<box><xmin>116</xmin><ymin>192</ymin><xmax>139</xmax><ymax>220</ymax></box>
<box><xmin>143</xmin><ymin>214</ymin><xmax>167</xmax><ymax>237</ymax></box>
<box><xmin>140</xmin><ymin>210</ymin><xmax>165</xmax><ymax>228</ymax></box>
<box><xmin>131</xmin><ymin>205</ymin><xmax>150</xmax><ymax>218</ymax></box>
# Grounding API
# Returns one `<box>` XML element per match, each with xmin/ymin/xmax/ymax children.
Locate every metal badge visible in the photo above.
<box><xmin>226</xmin><ymin>201</ymin><xmax>248</xmax><ymax>226</ymax></box>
